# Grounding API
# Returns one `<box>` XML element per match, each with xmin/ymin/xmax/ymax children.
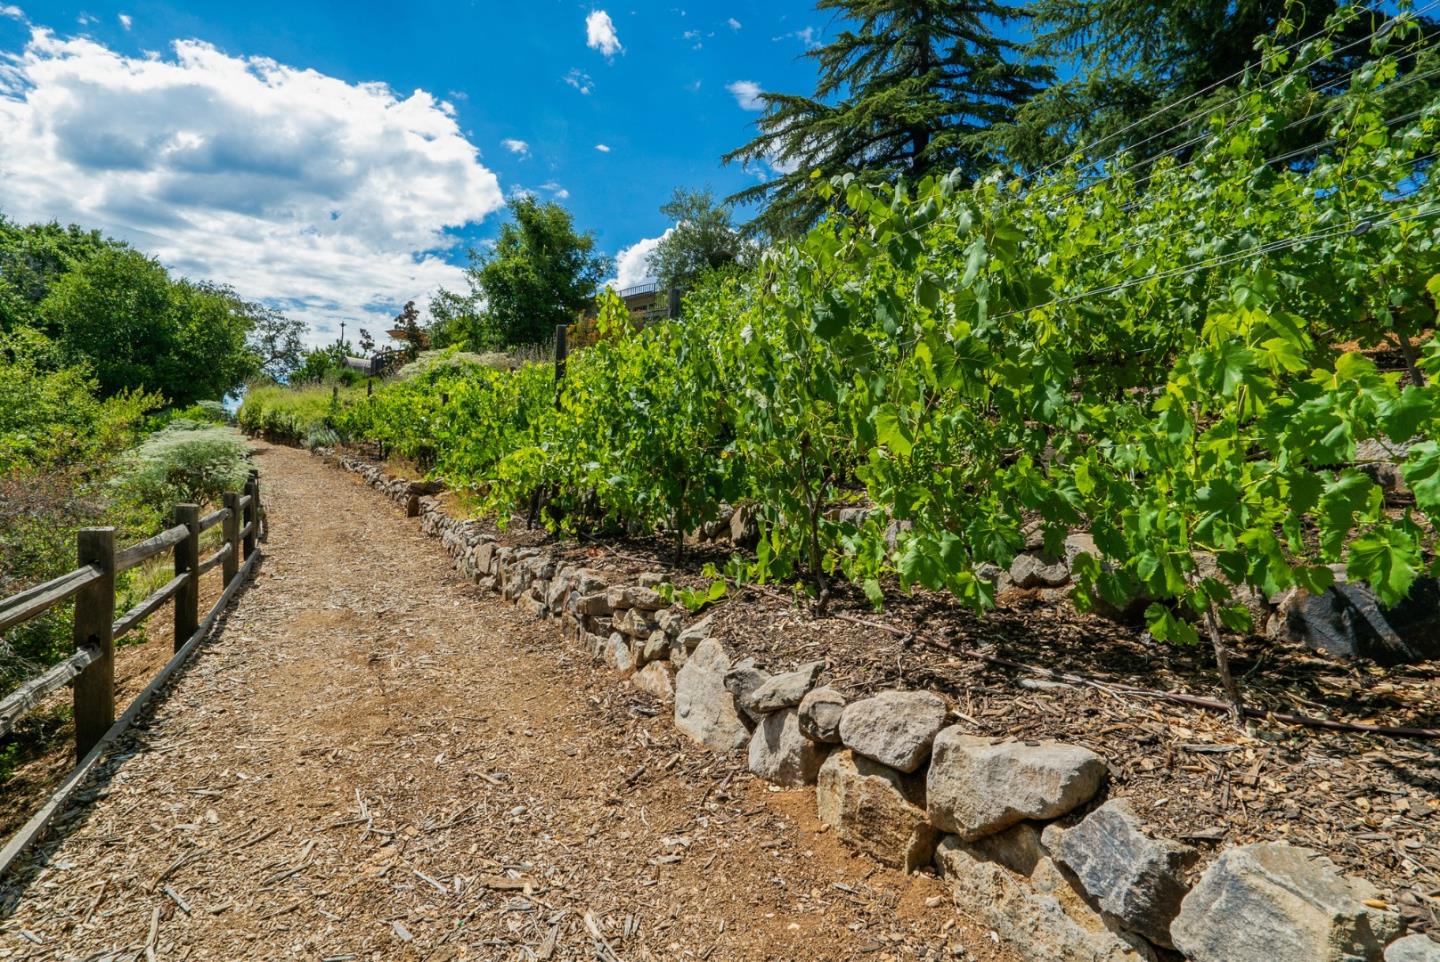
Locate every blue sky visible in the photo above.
<box><xmin>0</xmin><ymin>1</ymin><xmax>834</xmax><ymax>341</ymax></box>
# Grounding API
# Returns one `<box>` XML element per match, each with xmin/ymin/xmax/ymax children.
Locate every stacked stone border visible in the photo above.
<box><xmin>329</xmin><ymin>452</ymin><xmax>1436</xmax><ymax>962</ymax></box>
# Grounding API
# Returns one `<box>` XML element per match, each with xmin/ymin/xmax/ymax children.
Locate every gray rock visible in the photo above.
<box><xmin>1277</xmin><ymin>578</ymin><xmax>1440</xmax><ymax>665</ymax></box>
<box><xmin>675</xmin><ymin>615</ymin><xmax>713</xmax><ymax>649</ymax></box>
<box><xmin>616</xmin><ymin>607</ymin><xmax>659</xmax><ymax>639</ymax></box>
<box><xmin>959</xmin><ymin>821</ymin><xmax>1050</xmax><ymax>876</ymax></box>
<box><xmin>632</xmin><ymin>661</ymin><xmax>676</xmax><ymax>701</ymax></box>
<box><xmin>816</xmin><ymin>750</ymin><xmax>937</xmax><ymax>873</ymax></box>
<box><xmin>838</xmin><ymin>690</ymin><xmax>947</xmax><ymax>774</ymax></box>
<box><xmin>1387</xmin><ymin>935</ymin><xmax>1440</xmax><ymax>962</ymax></box>
<box><xmin>575</xmin><ymin>592</ymin><xmax>611</xmax><ymax>616</ymax></box>
<box><xmin>723</xmin><ymin>662</ymin><xmax>770</xmax><ymax>724</ymax></box>
<box><xmin>1171</xmin><ymin>842</ymin><xmax>1404</xmax><ymax>962</ymax></box>
<box><xmin>638</xmin><ymin>630</ymin><xmax>669</xmax><ymax>666</ymax></box>
<box><xmin>1010</xmin><ymin>551</ymin><xmax>1070</xmax><ymax>588</ymax></box>
<box><xmin>673</xmin><ymin>639</ymin><xmax>749</xmax><ymax>752</ymax></box>
<box><xmin>729</xmin><ymin>504</ymin><xmax>759</xmax><ymax>548</ymax></box>
<box><xmin>603</xmin><ymin>632</ymin><xmax>635</xmax><ymax>675</ymax></box>
<box><xmin>747</xmin><ymin>708</ymin><xmax>828</xmax><ymax>787</ymax></box>
<box><xmin>656</xmin><ymin>607</ymin><xmax>685</xmax><ymax>636</ymax></box>
<box><xmin>798</xmin><ymin>686</ymin><xmax>846</xmax><ymax>744</ymax></box>
<box><xmin>746</xmin><ymin>661</ymin><xmax>825</xmax><ymax>713</ymax></box>
<box><xmin>605</xmin><ymin>585</ymin><xmax>634</xmax><ymax>610</ymax></box>
<box><xmin>936</xmin><ymin>836</ymin><xmax>1156</xmax><ymax>962</ymax></box>
<box><xmin>927</xmin><ymin>730</ymin><xmax>1106</xmax><ymax>840</ymax></box>
<box><xmin>637</xmin><ymin>571</ymin><xmax>667</xmax><ymax>588</ymax></box>
<box><xmin>605</xmin><ymin>584</ymin><xmax>667</xmax><ymax>611</ymax></box>
<box><xmin>1050</xmin><ymin>799</ymin><xmax>1197</xmax><ymax>947</ymax></box>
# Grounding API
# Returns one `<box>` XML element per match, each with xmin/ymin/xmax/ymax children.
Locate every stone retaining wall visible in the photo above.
<box><xmin>329</xmin><ymin>452</ymin><xmax>1437</xmax><ymax>962</ymax></box>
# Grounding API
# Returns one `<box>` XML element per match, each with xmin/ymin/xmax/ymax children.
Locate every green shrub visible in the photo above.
<box><xmin>113</xmin><ymin>423</ymin><xmax>250</xmax><ymax>513</ymax></box>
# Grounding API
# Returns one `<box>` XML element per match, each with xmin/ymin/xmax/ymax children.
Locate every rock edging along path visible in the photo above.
<box><xmin>333</xmin><ymin>449</ymin><xmax>1439</xmax><ymax>962</ymax></box>
<box><xmin>0</xmin><ymin>442</ymin><xmax>1011</xmax><ymax>962</ymax></box>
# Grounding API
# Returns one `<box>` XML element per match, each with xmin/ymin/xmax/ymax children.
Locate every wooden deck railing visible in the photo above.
<box><xmin>0</xmin><ymin>469</ymin><xmax>265</xmax><ymax>873</ymax></box>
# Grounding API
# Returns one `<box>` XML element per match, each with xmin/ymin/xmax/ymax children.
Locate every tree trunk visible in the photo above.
<box><xmin>1203</xmin><ymin>603</ymin><xmax>1245</xmax><ymax>723</ymax></box>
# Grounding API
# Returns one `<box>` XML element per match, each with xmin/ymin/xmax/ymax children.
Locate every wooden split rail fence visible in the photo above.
<box><xmin>0</xmin><ymin>470</ymin><xmax>266</xmax><ymax>874</ymax></box>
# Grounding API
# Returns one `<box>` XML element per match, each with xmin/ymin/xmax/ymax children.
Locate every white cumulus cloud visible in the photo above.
<box><xmin>118</xmin><ymin>13</ymin><xmax>131</xmax><ymax>29</ymax></box>
<box><xmin>0</xmin><ymin>5</ymin><xmax>25</xmax><ymax>19</ymax></box>
<box><xmin>727</xmin><ymin>17</ymin><xmax>741</xmax><ymax>30</ymax></box>
<box><xmin>585</xmin><ymin>10</ymin><xmax>622</xmax><ymax>58</ymax></box>
<box><xmin>726</xmin><ymin>80</ymin><xmax>763</xmax><ymax>110</ymax></box>
<box><xmin>0</xmin><ymin>28</ymin><xmax>505</xmax><ymax>346</ymax></box>
<box><xmin>502</xmin><ymin>137</ymin><xmax>530</xmax><ymax>157</ymax></box>
<box><xmin>608</xmin><ymin>229</ymin><xmax>671</xmax><ymax>290</ymax></box>
<box><xmin>595</xmin><ymin>143</ymin><xmax>611</xmax><ymax>153</ymax></box>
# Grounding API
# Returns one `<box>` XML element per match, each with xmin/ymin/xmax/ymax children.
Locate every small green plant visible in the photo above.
<box><xmin>657</xmin><ymin>568</ymin><xmax>729</xmax><ymax>613</ymax></box>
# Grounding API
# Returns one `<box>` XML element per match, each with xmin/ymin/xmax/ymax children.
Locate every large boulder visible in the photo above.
<box><xmin>1277</xmin><ymin>579</ymin><xmax>1440</xmax><ymax>665</ymax></box>
<box><xmin>674</xmin><ymin>639</ymin><xmax>750</xmax><ymax>752</ymax></box>
<box><xmin>927</xmin><ymin>730</ymin><xmax>1106</xmax><ymax>840</ymax></box>
<box><xmin>1049</xmin><ymin>799</ymin><xmax>1197</xmax><ymax>948</ymax></box>
<box><xmin>1387</xmin><ymin>936</ymin><xmax>1440</xmax><ymax>962</ymax></box>
<box><xmin>748</xmin><ymin>708</ymin><xmax>828</xmax><ymax>787</ymax></box>
<box><xmin>816</xmin><ymin>750</ymin><xmax>937</xmax><ymax>872</ymax></box>
<box><xmin>1171</xmin><ymin>843</ymin><xmax>1404</xmax><ymax>962</ymax></box>
<box><xmin>746</xmin><ymin>661</ymin><xmax>825</xmax><ymax>714</ymax></box>
<box><xmin>838</xmin><ymin>690</ymin><xmax>948</xmax><ymax>773</ymax></box>
<box><xmin>936</xmin><ymin>836</ymin><xmax>1156</xmax><ymax>962</ymax></box>
<box><xmin>798</xmin><ymin>686</ymin><xmax>846</xmax><ymax>744</ymax></box>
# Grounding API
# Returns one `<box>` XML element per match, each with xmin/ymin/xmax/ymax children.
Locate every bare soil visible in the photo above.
<box><xmin>0</xmin><ymin>443</ymin><xmax>1014</xmax><ymax>962</ymax></box>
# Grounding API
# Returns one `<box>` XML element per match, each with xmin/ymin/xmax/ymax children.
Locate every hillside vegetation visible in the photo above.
<box><xmin>248</xmin><ymin>20</ymin><xmax>1440</xmax><ymax>705</ymax></box>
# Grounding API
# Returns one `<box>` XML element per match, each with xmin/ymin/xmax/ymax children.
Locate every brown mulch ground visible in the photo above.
<box><xmin>0</xmin><ymin>443</ymin><xmax>1014</xmax><ymax>962</ymax></box>
<box><xmin>422</xmin><ymin>468</ymin><xmax>1440</xmax><ymax>936</ymax></box>
<box><xmin>0</xmin><ymin>560</ymin><xmax>231</xmax><ymax>843</ymax></box>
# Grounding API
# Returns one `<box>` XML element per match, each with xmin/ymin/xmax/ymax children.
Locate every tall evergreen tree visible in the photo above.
<box><xmin>723</xmin><ymin>0</ymin><xmax>1051</xmax><ymax>236</ymax></box>
<box><xmin>993</xmin><ymin>0</ymin><xmax>1440</xmax><ymax>170</ymax></box>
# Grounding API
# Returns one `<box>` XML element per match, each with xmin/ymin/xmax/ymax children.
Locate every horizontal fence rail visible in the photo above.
<box><xmin>0</xmin><ymin>468</ymin><xmax>266</xmax><ymax>876</ymax></box>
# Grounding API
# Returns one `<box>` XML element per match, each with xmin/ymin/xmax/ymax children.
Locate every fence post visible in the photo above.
<box><xmin>222</xmin><ymin>491</ymin><xmax>241</xmax><ymax>586</ymax></box>
<box><xmin>554</xmin><ymin>323</ymin><xmax>568</xmax><ymax>410</ymax></box>
<box><xmin>251</xmin><ymin>471</ymin><xmax>264</xmax><ymax>544</ymax></box>
<box><xmin>72</xmin><ymin>527</ymin><xmax>116</xmax><ymax>762</ymax></box>
<box><xmin>173</xmin><ymin>504</ymin><xmax>200</xmax><ymax>653</ymax></box>
<box><xmin>243</xmin><ymin>471</ymin><xmax>258</xmax><ymax>559</ymax></box>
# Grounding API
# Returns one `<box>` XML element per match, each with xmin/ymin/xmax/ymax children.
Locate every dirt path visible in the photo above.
<box><xmin>0</xmin><ymin>443</ymin><xmax>1011</xmax><ymax>962</ymax></box>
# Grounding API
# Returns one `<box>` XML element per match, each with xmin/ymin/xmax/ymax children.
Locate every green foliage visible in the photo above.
<box><xmin>259</xmin><ymin>21</ymin><xmax>1440</xmax><ymax>682</ymax></box>
<box><xmin>239</xmin><ymin>382</ymin><xmax>359</xmax><ymax>445</ymax></box>
<box><xmin>290</xmin><ymin>342</ymin><xmax>363</xmax><ymax>386</ymax></box>
<box><xmin>0</xmin><ymin>326</ymin><xmax>159</xmax><ymax>473</ymax></box>
<box><xmin>39</xmin><ymin>249</ymin><xmax>260</xmax><ymax>405</ymax></box>
<box><xmin>2</xmin><ymin>212</ymin><xmax>301</xmax><ymax>403</ymax></box>
<box><xmin>998</xmin><ymin>0</ymin><xmax>1440</xmax><ymax>169</ymax></box>
<box><xmin>723</xmin><ymin>0</ymin><xmax>1051</xmax><ymax>235</ymax></box>
<box><xmin>464</xmin><ymin>196</ymin><xmax>612</xmax><ymax>346</ymax></box>
<box><xmin>112</xmin><ymin>422</ymin><xmax>251</xmax><ymax>516</ymax></box>
<box><xmin>646</xmin><ymin>188</ymin><xmax>749</xmax><ymax>291</ymax></box>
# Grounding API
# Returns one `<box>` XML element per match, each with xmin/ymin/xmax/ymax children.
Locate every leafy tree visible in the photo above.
<box><xmin>463</xmin><ymin>197</ymin><xmax>611</xmax><ymax>346</ymax></box>
<box><xmin>241</xmin><ymin>299</ymin><xmax>306</xmax><ymax>380</ymax></box>
<box><xmin>290</xmin><ymin>341</ymin><xmax>360</xmax><ymax>385</ymax></box>
<box><xmin>645</xmin><ymin>188</ymin><xmax>749</xmax><ymax>291</ymax></box>
<box><xmin>0</xmin><ymin>216</ymin><xmax>112</xmax><ymax>330</ymax></box>
<box><xmin>723</xmin><ymin>0</ymin><xmax>1050</xmax><ymax>235</ymax></box>
<box><xmin>994</xmin><ymin>0</ymin><xmax>1440</xmax><ymax>168</ymax></box>
<box><xmin>427</xmin><ymin>286</ymin><xmax>502</xmax><ymax>352</ymax></box>
<box><xmin>389</xmin><ymin>301</ymin><xmax>429</xmax><ymax>361</ymax></box>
